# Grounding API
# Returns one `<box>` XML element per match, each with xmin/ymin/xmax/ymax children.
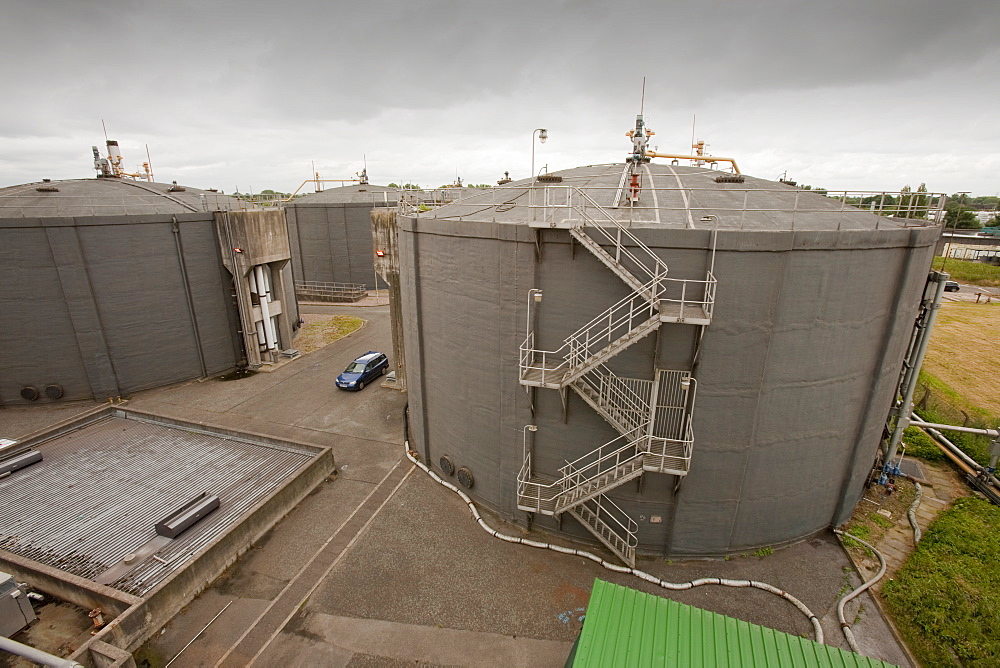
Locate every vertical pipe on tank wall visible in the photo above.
<box><xmin>255</xmin><ymin>265</ymin><xmax>277</xmax><ymax>350</ymax></box>
<box><xmin>886</xmin><ymin>271</ymin><xmax>948</xmax><ymax>464</ymax></box>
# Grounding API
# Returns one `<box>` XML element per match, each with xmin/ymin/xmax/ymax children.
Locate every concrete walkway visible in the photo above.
<box><xmin>854</xmin><ymin>458</ymin><xmax>971</xmax><ymax>583</ymax></box>
<box><xmin>3</xmin><ymin>303</ymin><xmax>916</xmax><ymax>667</ymax></box>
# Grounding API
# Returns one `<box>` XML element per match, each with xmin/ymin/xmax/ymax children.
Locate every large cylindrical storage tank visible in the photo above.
<box><xmin>0</xmin><ymin>178</ymin><xmax>298</xmax><ymax>405</ymax></box>
<box><xmin>398</xmin><ymin>164</ymin><xmax>941</xmax><ymax>558</ymax></box>
<box><xmin>285</xmin><ymin>184</ymin><xmax>399</xmax><ymax>288</ymax></box>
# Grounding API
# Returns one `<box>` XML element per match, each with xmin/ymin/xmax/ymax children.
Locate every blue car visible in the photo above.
<box><xmin>336</xmin><ymin>351</ymin><xmax>389</xmax><ymax>391</ymax></box>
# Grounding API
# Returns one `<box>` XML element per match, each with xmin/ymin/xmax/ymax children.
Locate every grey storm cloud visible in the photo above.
<box><xmin>3</xmin><ymin>0</ymin><xmax>1000</xmax><ymax>192</ymax></box>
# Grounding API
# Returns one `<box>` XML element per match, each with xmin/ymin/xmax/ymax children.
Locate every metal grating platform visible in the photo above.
<box><xmin>0</xmin><ymin>413</ymin><xmax>317</xmax><ymax>596</ymax></box>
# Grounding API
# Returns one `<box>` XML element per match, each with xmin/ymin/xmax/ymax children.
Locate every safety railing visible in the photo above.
<box><xmin>400</xmin><ymin>182</ymin><xmax>947</xmax><ymax>230</ymax></box>
<box><xmin>571</xmin><ymin>495</ymin><xmax>639</xmax><ymax>559</ymax></box>
<box><xmin>658</xmin><ymin>272</ymin><xmax>717</xmax><ymax>322</ymax></box>
<box><xmin>645</xmin><ymin>416</ymin><xmax>695</xmax><ymax>475</ymax></box>
<box><xmin>294</xmin><ymin>280</ymin><xmax>367</xmax><ymax>302</ymax></box>
<box><xmin>556</xmin><ymin>428</ymin><xmax>650</xmax><ymax>512</ymax></box>
<box><xmin>570</xmin><ymin>188</ymin><xmax>670</xmax><ymax>285</ymax></box>
<box><xmin>519</xmin><ymin>331</ymin><xmax>569</xmax><ymax>387</ymax></box>
<box><xmin>516</xmin><ymin>427</ymin><xmax>651</xmax><ymax>514</ymax></box>
<box><xmin>564</xmin><ymin>286</ymin><xmax>661</xmax><ymax>375</ymax></box>
<box><xmin>572</xmin><ymin>365</ymin><xmax>651</xmax><ymax>436</ymax></box>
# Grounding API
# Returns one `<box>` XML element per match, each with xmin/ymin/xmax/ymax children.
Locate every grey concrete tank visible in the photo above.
<box><xmin>0</xmin><ymin>178</ymin><xmax>297</xmax><ymax>405</ymax></box>
<box><xmin>398</xmin><ymin>164</ymin><xmax>941</xmax><ymax>558</ymax></box>
<box><xmin>285</xmin><ymin>184</ymin><xmax>399</xmax><ymax>288</ymax></box>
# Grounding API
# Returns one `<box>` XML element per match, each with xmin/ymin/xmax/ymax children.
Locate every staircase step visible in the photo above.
<box><xmin>554</xmin><ymin>460</ymin><xmax>644</xmax><ymax>514</ymax></box>
<box><xmin>567</xmin><ymin>504</ymin><xmax>636</xmax><ymax>567</ymax></box>
<box><xmin>569</xmin><ymin>227</ymin><xmax>653</xmax><ymax>299</ymax></box>
<box><xmin>562</xmin><ymin>316</ymin><xmax>660</xmax><ymax>385</ymax></box>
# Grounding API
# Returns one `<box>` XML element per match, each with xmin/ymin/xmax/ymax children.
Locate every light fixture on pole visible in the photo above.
<box><xmin>522</xmin><ymin>424</ymin><xmax>538</xmax><ymax>460</ymax></box>
<box><xmin>531</xmin><ymin>128</ymin><xmax>548</xmax><ymax>181</ymax></box>
<box><xmin>526</xmin><ymin>289</ymin><xmax>543</xmax><ymax>342</ymax></box>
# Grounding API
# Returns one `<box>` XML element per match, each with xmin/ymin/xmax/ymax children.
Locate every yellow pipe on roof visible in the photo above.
<box><xmin>645</xmin><ymin>151</ymin><xmax>741</xmax><ymax>174</ymax></box>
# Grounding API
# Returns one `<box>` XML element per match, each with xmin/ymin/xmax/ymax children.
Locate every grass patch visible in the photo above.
<box><xmin>932</xmin><ymin>256</ymin><xmax>1000</xmax><ymax>287</ymax></box>
<box><xmin>912</xmin><ymin>370</ymin><xmax>998</xmax><ymax>467</ymax></box>
<box><xmin>902</xmin><ymin>425</ymin><xmax>945</xmax><ymax>462</ymax></box>
<box><xmin>922</xmin><ymin>301</ymin><xmax>1000</xmax><ymax>419</ymax></box>
<box><xmin>294</xmin><ymin>315</ymin><xmax>365</xmax><ymax>353</ymax></box>
<box><xmin>841</xmin><ymin>523</ymin><xmax>872</xmax><ymax>549</ymax></box>
<box><xmin>883</xmin><ymin>497</ymin><xmax>1000</xmax><ymax>666</ymax></box>
<box><xmin>753</xmin><ymin>546</ymin><xmax>772</xmax><ymax>557</ymax></box>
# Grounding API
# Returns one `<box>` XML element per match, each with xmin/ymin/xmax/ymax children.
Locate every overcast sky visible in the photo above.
<box><xmin>3</xmin><ymin>0</ymin><xmax>999</xmax><ymax>196</ymax></box>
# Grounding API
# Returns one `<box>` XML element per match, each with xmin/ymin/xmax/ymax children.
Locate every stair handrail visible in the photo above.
<box><xmin>580</xmin><ymin>495</ymin><xmax>639</xmax><ymax>550</ymax></box>
<box><xmin>659</xmin><ymin>271</ymin><xmax>718</xmax><ymax>320</ymax></box>
<box><xmin>519</xmin><ymin>332</ymin><xmax>570</xmax><ymax>385</ymax></box>
<box><xmin>558</xmin><ymin>425</ymin><xmax>648</xmax><ymax>482</ymax></box>
<box><xmin>516</xmin><ymin>451</ymin><xmax>549</xmax><ymax>513</ymax></box>
<box><xmin>570</xmin><ymin>187</ymin><xmax>670</xmax><ymax>284</ymax></box>
<box><xmin>574</xmin><ymin>365</ymin><xmax>651</xmax><ymax>436</ymax></box>
<box><xmin>564</xmin><ymin>286</ymin><xmax>660</xmax><ymax>373</ymax></box>
<box><xmin>517</xmin><ymin>428</ymin><xmax>650</xmax><ymax>509</ymax></box>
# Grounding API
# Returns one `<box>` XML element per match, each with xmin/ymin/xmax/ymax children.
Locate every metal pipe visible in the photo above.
<box><xmin>908</xmin><ymin>420</ymin><xmax>999</xmax><ymax>438</ymax></box>
<box><xmin>886</xmin><ymin>272</ymin><xmax>948</xmax><ymax>463</ymax></box>
<box><xmin>400</xmin><ymin>410</ymin><xmax>824</xmax><ymax>643</ymax></box>
<box><xmin>646</xmin><ymin>151</ymin><xmax>740</xmax><ymax>174</ymax></box>
<box><xmin>0</xmin><ymin>636</ymin><xmax>83</xmax><ymax>668</ymax></box>
<box><xmin>833</xmin><ymin>529</ymin><xmax>887</xmax><ymax>654</ymax></box>
<box><xmin>254</xmin><ymin>265</ymin><xmax>277</xmax><ymax>351</ymax></box>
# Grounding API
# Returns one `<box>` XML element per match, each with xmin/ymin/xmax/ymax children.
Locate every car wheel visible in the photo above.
<box><xmin>358</xmin><ymin>381</ymin><xmax>364</xmax><ymax>391</ymax></box>
<box><xmin>381</xmin><ymin>366</ymin><xmax>388</xmax><ymax>375</ymax></box>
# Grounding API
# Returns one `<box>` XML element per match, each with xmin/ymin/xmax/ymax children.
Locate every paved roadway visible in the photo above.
<box><xmin>1</xmin><ymin>304</ymin><xmax>914</xmax><ymax>667</ymax></box>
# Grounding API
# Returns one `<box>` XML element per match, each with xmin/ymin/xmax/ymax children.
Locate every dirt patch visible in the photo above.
<box><xmin>842</xmin><ymin>477</ymin><xmax>916</xmax><ymax>575</ymax></box>
<box><xmin>923</xmin><ymin>302</ymin><xmax>1000</xmax><ymax>417</ymax></box>
<box><xmin>294</xmin><ymin>315</ymin><xmax>365</xmax><ymax>354</ymax></box>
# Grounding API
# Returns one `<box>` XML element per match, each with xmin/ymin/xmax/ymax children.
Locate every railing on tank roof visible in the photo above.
<box><xmin>400</xmin><ymin>183</ymin><xmax>948</xmax><ymax>230</ymax></box>
<box><xmin>0</xmin><ymin>193</ymin><xmax>257</xmax><ymax>216</ymax></box>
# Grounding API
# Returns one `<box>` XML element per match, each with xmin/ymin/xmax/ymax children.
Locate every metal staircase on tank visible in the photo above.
<box><xmin>517</xmin><ymin>187</ymin><xmax>715</xmax><ymax>567</ymax></box>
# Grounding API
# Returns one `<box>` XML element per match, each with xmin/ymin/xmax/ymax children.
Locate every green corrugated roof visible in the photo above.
<box><xmin>569</xmin><ymin>579</ymin><xmax>897</xmax><ymax>667</ymax></box>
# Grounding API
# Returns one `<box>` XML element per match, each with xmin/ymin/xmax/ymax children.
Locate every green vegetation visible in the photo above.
<box><xmin>387</xmin><ymin>183</ymin><xmax>422</xmax><ymax>190</ymax></box>
<box><xmin>293</xmin><ymin>315</ymin><xmax>364</xmax><ymax>354</ymax></box>
<box><xmin>931</xmin><ymin>257</ymin><xmax>1000</xmax><ymax>288</ymax></box>
<box><xmin>912</xmin><ymin>370</ymin><xmax>998</xmax><ymax>467</ymax></box>
<box><xmin>884</xmin><ymin>498</ymin><xmax>1000</xmax><ymax>666</ymax></box>
<box><xmin>841</xmin><ymin>523</ymin><xmax>872</xmax><ymax>549</ymax></box>
<box><xmin>752</xmin><ymin>546</ymin><xmax>772</xmax><ymax>557</ymax></box>
<box><xmin>902</xmin><ymin>425</ymin><xmax>945</xmax><ymax>462</ymax></box>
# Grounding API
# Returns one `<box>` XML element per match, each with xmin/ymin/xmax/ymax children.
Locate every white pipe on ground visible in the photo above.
<box><xmin>834</xmin><ymin>529</ymin><xmax>887</xmax><ymax>654</ymax></box>
<box><xmin>402</xmin><ymin>440</ymin><xmax>824</xmax><ymax>643</ymax></box>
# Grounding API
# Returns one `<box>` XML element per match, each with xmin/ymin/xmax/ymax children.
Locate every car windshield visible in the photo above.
<box><xmin>345</xmin><ymin>362</ymin><xmax>367</xmax><ymax>373</ymax></box>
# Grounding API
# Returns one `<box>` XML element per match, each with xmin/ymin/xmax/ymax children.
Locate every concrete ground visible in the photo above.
<box><xmin>1</xmin><ymin>303</ymin><xmax>913</xmax><ymax>667</ymax></box>
<box><xmin>941</xmin><ymin>280</ymin><xmax>999</xmax><ymax>303</ymax></box>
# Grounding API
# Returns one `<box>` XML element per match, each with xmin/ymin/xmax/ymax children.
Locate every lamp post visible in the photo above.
<box><xmin>531</xmin><ymin>128</ymin><xmax>548</xmax><ymax>181</ymax></box>
<box><xmin>526</xmin><ymin>289</ymin><xmax>543</xmax><ymax>342</ymax></box>
<box><xmin>522</xmin><ymin>424</ymin><xmax>537</xmax><ymax>461</ymax></box>
<box><xmin>941</xmin><ymin>192</ymin><xmax>970</xmax><ymax>274</ymax></box>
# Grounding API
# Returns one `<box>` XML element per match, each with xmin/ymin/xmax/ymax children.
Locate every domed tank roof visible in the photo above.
<box><xmin>411</xmin><ymin>163</ymin><xmax>925</xmax><ymax>232</ymax></box>
<box><xmin>290</xmin><ymin>183</ymin><xmax>399</xmax><ymax>205</ymax></box>
<box><xmin>0</xmin><ymin>178</ymin><xmax>252</xmax><ymax>218</ymax></box>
